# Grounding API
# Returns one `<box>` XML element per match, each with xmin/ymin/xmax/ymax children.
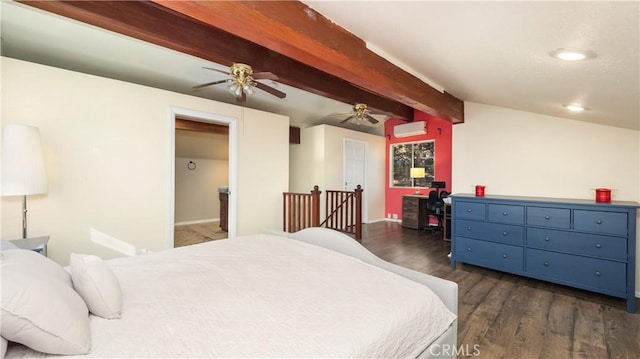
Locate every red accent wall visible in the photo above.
<box><xmin>384</xmin><ymin>110</ymin><xmax>453</xmax><ymax>220</ymax></box>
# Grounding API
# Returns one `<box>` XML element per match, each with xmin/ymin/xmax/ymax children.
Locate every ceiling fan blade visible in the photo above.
<box><xmin>365</xmin><ymin>114</ymin><xmax>380</xmax><ymax>124</ymax></box>
<box><xmin>340</xmin><ymin>115</ymin><xmax>355</xmax><ymax>124</ymax></box>
<box><xmin>192</xmin><ymin>80</ymin><xmax>228</xmax><ymax>89</ymax></box>
<box><xmin>253</xmin><ymin>72</ymin><xmax>279</xmax><ymax>80</ymax></box>
<box><xmin>329</xmin><ymin>113</ymin><xmax>356</xmax><ymax>118</ymax></box>
<box><xmin>255</xmin><ymin>82</ymin><xmax>287</xmax><ymax>99</ymax></box>
<box><xmin>203</xmin><ymin>67</ymin><xmax>230</xmax><ymax>75</ymax></box>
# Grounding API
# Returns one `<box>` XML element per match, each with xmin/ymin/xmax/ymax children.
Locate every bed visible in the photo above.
<box><xmin>1</xmin><ymin>228</ymin><xmax>457</xmax><ymax>358</ymax></box>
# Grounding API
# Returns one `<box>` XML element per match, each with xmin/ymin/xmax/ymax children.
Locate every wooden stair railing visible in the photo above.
<box><xmin>321</xmin><ymin>185</ymin><xmax>363</xmax><ymax>240</ymax></box>
<box><xmin>283</xmin><ymin>185</ymin><xmax>363</xmax><ymax>240</ymax></box>
<box><xmin>282</xmin><ymin>186</ymin><xmax>321</xmax><ymax>233</ymax></box>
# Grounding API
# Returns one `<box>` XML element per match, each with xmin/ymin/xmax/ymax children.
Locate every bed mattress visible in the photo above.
<box><xmin>7</xmin><ymin>234</ymin><xmax>456</xmax><ymax>358</ymax></box>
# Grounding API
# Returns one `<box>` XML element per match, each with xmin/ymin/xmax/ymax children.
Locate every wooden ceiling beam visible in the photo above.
<box><xmin>18</xmin><ymin>0</ymin><xmax>414</xmax><ymax>121</ymax></box>
<box><xmin>153</xmin><ymin>0</ymin><xmax>464</xmax><ymax>123</ymax></box>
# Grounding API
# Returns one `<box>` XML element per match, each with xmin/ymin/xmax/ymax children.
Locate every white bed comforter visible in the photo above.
<box><xmin>8</xmin><ymin>234</ymin><xmax>456</xmax><ymax>358</ymax></box>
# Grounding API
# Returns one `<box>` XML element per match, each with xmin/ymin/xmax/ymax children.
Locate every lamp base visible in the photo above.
<box><xmin>22</xmin><ymin>195</ymin><xmax>28</xmax><ymax>239</ymax></box>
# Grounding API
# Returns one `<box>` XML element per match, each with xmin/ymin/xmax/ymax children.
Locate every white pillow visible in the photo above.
<box><xmin>0</xmin><ymin>240</ymin><xmax>19</xmax><ymax>251</ymax></box>
<box><xmin>1</xmin><ymin>250</ymin><xmax>91</xmax><ymax>355</ymax></box>
<box><xmin>70</xmin><ymin>253</ymin><xmax>122</xmax><ymax>319</ymax></box>
<box><xmin>1</xmin><ymin>336</ymin><xmax>7</xmax><ymax>359</ymax></box>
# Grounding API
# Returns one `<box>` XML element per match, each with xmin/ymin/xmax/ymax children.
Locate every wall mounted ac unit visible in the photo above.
<box><xmin>393</xmin><ymin>121</ymin><xmax>426</xmax><ymax>138</ymax></box>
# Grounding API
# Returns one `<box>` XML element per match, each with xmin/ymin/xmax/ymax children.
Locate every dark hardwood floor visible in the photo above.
<box><xmin>359</xmin><ymin>221</ymin><xmax>639</xmax><ymax>359</ymax></box>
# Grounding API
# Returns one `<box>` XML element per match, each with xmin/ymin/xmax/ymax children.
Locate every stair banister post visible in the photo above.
<box><xmin>355</xmin><ymin>185</ymin><xmax>363</xmax><ymax>240</ymax></box>
<box><xmin>311</xmin><ymin>185</ymin><xmax>321</xmax><ymax>227</ymax></box>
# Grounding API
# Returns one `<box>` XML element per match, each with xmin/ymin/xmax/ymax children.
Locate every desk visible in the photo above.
<box><xmin>401</xmin><ymin>195</ymin><xmax>429</xmax><ymax>229</ymax></box>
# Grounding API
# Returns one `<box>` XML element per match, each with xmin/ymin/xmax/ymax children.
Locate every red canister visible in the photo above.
<box><xmin>475</xmin><ymin>185</ymin><xmax>485</xmax><ymax>197</ymax></box>
<box><xmin>595</xmin><ymin>188</ymin><xmax>611</xmax><ymax>203</ymax></box>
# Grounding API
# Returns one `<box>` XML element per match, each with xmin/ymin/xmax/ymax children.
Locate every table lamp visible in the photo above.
<box><xmin>1</xmin><ymin>124</ymin><xmax>48</xmax><ymax>238</ymax></box>
<box><xmin>410</xmin><ymin>167</ymin><xmax>425</xmax><ymax>194</ymax></box>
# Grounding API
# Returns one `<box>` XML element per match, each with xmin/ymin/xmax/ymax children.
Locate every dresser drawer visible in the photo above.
<box><xmin>574</xmin><ymin>210</ymin><xmax>628</xmax><ymax>236</ymax></box>
<box><xmin>488</xmin><ymin>204</ymin><xmax>524</xmax><ymax>224</ymax></box>
<box><xmin>455</xmin><ymin>201</ymin><xmax>486</xmax><ymax>220</ymax></box>
<box><xmin>526</xmin><ymin>207</ymin><xmax>570</xmax><ymax>229</ymax></box>
<box><xmin>456</xmin><ymin>237</ymin><xmax>523</xmax><ymax>273</ymax></box>
<box><xmin>456</xmin><ymin>219</ymin><xmax>524</xmax><ymax>245</ymax></box>
<box><xmin>402</xmin><ymin>197</ymin><xmax>419</xmax><ymax>211</ymax></box>
<box><xmin>527</xmin><ymin>228</ymin><xmax>627</xmax><ymax>261</ymax></box>
<box><xmin>525</xmin><ymin>249</ymin><xmax>626</xmax><ymax>294</ymax></box>
<box><xmin>403</xmin><ymin>211</ymin><xmax>417</xmax><ymax>220</ymax></box>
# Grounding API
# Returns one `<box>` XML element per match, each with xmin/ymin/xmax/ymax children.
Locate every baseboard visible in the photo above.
<box><xmin>175</xmin><ymin>218</ymin><xmax>219</xmax><ymax>226</ymax></box>
<box><xmin>365</xmin><ymin>218</ymin><xmax>390</xmax><ymax>224</ymax></box>
<box><xmin>385</xmin><ymin>218</ymin><xmax>402</xmax><ymax>224</ymax></box>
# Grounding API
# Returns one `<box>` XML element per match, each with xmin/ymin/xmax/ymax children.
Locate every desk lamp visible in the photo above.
<box><xmin>410</xmin><ymin>167</ymin><xmax>425</xmax><ymax>194</ymax></box>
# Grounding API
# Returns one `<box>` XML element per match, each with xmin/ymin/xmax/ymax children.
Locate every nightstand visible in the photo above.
<box><xmin>10</xmin><ymin>236</ymin><xmax>50</xmax><ymax>256</ymax></box>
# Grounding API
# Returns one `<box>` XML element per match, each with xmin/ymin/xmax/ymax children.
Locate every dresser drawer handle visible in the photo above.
<box><xmin>502</xmin><ymin>254</ymin><xmax>508</xmax><ymax>259</ymax></box>
<box><xmin>502</xmin><ymin>231</ymin><xmax>508</xmax><ymax>236</ymax></box>
<box><xmin>467</xmin><ymin>247</ymin><xmax>472</xmax><ymax>252</ymax></box>
<box><xmin>467</xmin><ymin>208</ymin><xmax>473</xmax><ymax>213</ymax></box>
<box><xmin>502</xmin><ymin>212</ymin><xmax>508</xmax><ymax>216</ymax></box>
<box><xmin>596</xmin><ymin>219</ymin><xmax>603</xmax><ymax>225</ymax></box>
<box><xmin>467</xmin><ymin>226</ymin><xmax>472</xmax><ymax>231</ymax></box>
<box><xmin>544</xmin><ymin>215</ymin><xmax>551</xmax><ymax>220</ymax></box>
<box><xmin>544</xmin><ymin>261</ymin><xmax>549</xmax><ymax>267</ymax></box>
<box><xmin>595</xmin><ymin>271</ymin><xmax>601</xmax><ymax>276</ymax></box>
<box><xmin>544</xmin><ymin>237</ymin><xmax>550</xmax><ymax>242</ymax></box>
<box><xmin>595</xmin><ymin>243</ymin><xmax>602</xmax><ymax>248</ymax></box>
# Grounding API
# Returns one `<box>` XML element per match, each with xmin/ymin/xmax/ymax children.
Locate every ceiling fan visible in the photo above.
<box><xmin>193</xmin><ymin>63</ymin><xmax>286</xmax><ymax>103</ymax></box>
<box><xmin>332</xmin><ymin>103</ymin><xmax>386</xmax><ymax>125</ymax></box>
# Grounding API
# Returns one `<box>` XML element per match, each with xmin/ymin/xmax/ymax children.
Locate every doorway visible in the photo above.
<box><xmin>343</xmin><ymin>138</ymin><xmax>368</xmax><ymax>222</ymax></box>
<box><xmin>169</xmin><ymin>108</ymin><xmax>238</xmax><ymax>249</ymax></box>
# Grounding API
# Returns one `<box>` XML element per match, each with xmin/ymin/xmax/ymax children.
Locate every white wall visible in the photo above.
<box><xmin>289</xmin><ymin>124</ymin><xmax>386</xmax><ymax>222</ymax></box>
<box><xmin>0</xmin><ymin>57</ymin><xmax>289</xmax><ymax>264</ymax></box>
<box><xmin>290</xmin><ymin>125</ymin><xmax>326</xmax><ymax>193</ymax></box>
<box><xmin>174</xmin><ymin>158</ymin><xmax>228</xmax><ymax>224</ymax></box>
<box><xmin>453</xmin><ymin>102</ymin><xmax>639</xmax><ymax>200</ymax></box>
<box><xmin>236</xmin><ymin>107</ymin><xmax>289</xmax><ymax>234</ymax></box>
<box><xmin>453</xmin><ymin>101</ymin><xmax>640</xmax><ymax>295</ymax></box>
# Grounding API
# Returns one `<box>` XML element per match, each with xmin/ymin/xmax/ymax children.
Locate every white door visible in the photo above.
<box><xmin>343</xmin><ymin>138</ymin><xmax>366</xmax><ymax>190</ymax></box>
<box><xmin>344</xmin><ymin>138</ymin><xmax>367</xmax><ymax>222</ymax></box>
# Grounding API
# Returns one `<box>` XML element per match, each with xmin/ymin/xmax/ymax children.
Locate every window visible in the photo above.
<box><xmin>390</xmin><ymin>141</ymin><xmax>435</xmax><ymax>188</ymax></box>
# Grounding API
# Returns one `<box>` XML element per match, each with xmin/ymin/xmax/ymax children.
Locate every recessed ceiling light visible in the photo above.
<box><xmin>550</xmin><ymin>48</ymin><xmax>596</xmax><ymax>61</ymax></box>
<box><xmin>564</xmin><ymin>104</ymin><xmax>587</xmax><ymax>112</ymax></box>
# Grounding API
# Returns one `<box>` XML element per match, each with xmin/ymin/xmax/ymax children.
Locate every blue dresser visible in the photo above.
<box><xmin>450</xmin><ymin>194</ymin><xmax>638</xmax><ymax>312</ymax></box>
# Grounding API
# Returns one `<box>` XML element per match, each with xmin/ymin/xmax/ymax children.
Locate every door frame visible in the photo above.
<box><xmin>168</xmin><ymin>107</ymin><xmax>238</xmax><ymax>248</ymax></box>
<box><xmin>343</xmin><ymin>137</ymin><xmax>368</xmax><ymax>223</ymax></box>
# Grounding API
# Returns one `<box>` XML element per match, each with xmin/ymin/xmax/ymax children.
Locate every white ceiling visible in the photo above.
<box><xmin>2</xmin><ymin>1</ymin><xmax>639</xmax><ymax>133</ymax></box>
<box><xmin>305</xmin><ymin>1</ymin><xmax>639</xmax><ymax>130</ymax></box>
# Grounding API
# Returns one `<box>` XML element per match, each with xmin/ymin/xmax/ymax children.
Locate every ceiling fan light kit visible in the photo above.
<box><xmin>337</xmin><ymin>103</ymin><xmax>383</xmax><ymax>125</ymax></box>
<box><xmin>194</xmin><ymin>63</ymin><xmax>285</xmax><ymax>103</ymax></box>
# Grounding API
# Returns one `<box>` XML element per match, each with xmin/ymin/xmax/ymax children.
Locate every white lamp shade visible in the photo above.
<box><xmin>1</xmin><ymin>124</ymin><xmax>48</xmax><ymax>196</ymax></box>
<box><xmin>410</xmin><ymin>167</ymin><xmax>425</xmax><ymax>179</ymax></box>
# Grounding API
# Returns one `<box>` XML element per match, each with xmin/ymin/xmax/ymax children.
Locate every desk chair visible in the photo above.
<box><xmin>432</xmin><ymin>181</ymin><xmax>446</xmax><ymax>198</ymax></box>
<box><xmin>426</xmin><ymin>190</ymin><xmax>444</xmax><ymax>233</ymax></box>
